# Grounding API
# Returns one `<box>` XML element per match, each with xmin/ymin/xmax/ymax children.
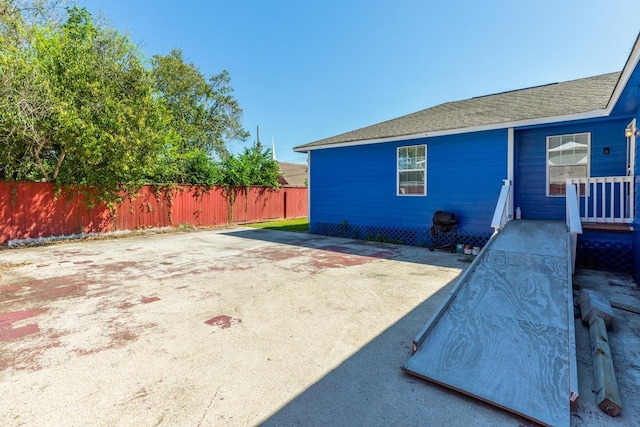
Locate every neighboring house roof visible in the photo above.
<box><xmin>278</xmin><ymin>162</ymin><xmax>308</xmax><ymax>186</ymax></box>
<box><xmin>295</xmin><ymin>72</ymin><xmax>621</xmax><ymax>151</ymax></box>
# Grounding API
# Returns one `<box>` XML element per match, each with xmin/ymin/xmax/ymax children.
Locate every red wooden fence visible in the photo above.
<box><xmin>0</xmin><ymin>182</ymin><xmax>307</xmax><ymax>245</ymax></box>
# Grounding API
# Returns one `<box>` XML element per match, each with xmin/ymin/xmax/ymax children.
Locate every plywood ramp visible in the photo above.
<box><xmin>403</xmin><ymin>220</ymin><xmax>577</xmax><ymax>427</ymax></box>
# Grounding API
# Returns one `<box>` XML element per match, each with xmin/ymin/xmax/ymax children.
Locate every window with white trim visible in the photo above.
<box><xmin>546</xmin><ymin>132</ymin><xmax>590</xmax><ymax>196</ymax></box>
<box><xmin>397</xmin><ymin>145</ymin><xmax>426</xmax><ymax>196</ymax></box>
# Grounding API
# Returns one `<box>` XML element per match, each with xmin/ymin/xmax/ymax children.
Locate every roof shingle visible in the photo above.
<box><xmin>295</xmin><ymin>72</ymin><xmax>620</xmax><ymax>150</ymax></box>
<box><xmin>278</xmin><ymin>162</ymin><xmax>308</xmax><ymax>187</ymax></box>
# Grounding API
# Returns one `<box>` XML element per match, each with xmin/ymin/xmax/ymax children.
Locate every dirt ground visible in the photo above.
<box><xmin>572</xmin><ymin>269</ymin><xmax>640</xmax><ymax>427</ymax></box>
<box><xmin>0</xmin><ymin>227</ymin><xmax>639</xmax><ymax>426</ymax></box>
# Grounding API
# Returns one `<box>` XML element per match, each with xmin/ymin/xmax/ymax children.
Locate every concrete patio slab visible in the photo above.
<box><xmin>0</xmin><ymin>227</ymin><xmax>638</xmax><ymax>426</ymax></box>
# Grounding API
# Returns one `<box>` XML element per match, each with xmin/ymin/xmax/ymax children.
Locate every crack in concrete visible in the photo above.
<box><xmin>197</xmin><ymin>386</ymin><xmax>219</xmax><ymax>427</ymax></box>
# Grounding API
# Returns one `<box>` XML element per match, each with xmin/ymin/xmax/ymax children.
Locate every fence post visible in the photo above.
<box><xmin>284</xmin><ymin>189</ymin><xmax>288</xmax><ymax>219</ymax></box>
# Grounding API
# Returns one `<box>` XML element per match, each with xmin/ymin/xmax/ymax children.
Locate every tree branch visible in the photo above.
<box><xmin>33</xmin><ymin>137</ymin><xmax>49</xmax><ymax>181</ymax></box>
<box><xmin>52</xmin><ymin>144</ymin><xmax>65</xmax><ymax>180</ymax></box>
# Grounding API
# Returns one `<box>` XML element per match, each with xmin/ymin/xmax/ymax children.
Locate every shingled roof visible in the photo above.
<box><xmin>295</xmin><ymin>72</ymin><xmax>621</xmax><ymax>151</ymax></box>
<box><xmin>278</xmin><ymin>162</ymin><xmax>308</xmax><ymax>187</ymax></box>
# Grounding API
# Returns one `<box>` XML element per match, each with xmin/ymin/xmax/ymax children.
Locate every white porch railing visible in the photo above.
<box><xmin>491</xmin><ymin>179</ymin><xmax>512</xmax><ymax>233</ymax></box>
<box><xmin>565</xmin><ymin>182</ymin><xmax>583</xmax><ymax>274</ymax></box>
<box><xmin>566</xmin><ymin>176</ymin><xmax>634</xmax><ymax>224</ymax></box>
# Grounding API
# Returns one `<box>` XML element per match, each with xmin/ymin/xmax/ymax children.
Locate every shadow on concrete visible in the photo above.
<box><xmin>219</xmin><ymin>228</ymin><xmax>529</xmax><ymax>425</ymax></box>
<box><xmin>257</xmin><ymin>274</ymin><xmax>528</xmax><ymax>427</ymax></box>
<box><xmin>223</xmin><ymin>228</ymin><xmax>469</xmax><ymax>270</ymax></box>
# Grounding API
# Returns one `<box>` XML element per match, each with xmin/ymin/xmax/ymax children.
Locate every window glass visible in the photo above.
<box><xmin>398</xmin><ymin>145</ymin><xmax>426</xmax><ymax>196</ymax></box>
<box><xmin>547</xmin><ymin>133</ymin><xmax>590</xmax><ymax>196</ymax></box>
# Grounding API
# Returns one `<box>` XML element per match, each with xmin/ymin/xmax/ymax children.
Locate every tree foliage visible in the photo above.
<box><xmin>1</xmin><ymin>6</ymin><xmax>174</xmax><ymax>188</ymax></box>
<box><xmin>0</xmin><ymin>2</ymin><xmax>274</xmax><ymax>199</ymax></box>
<box><xmin>0</xmin><ymin>0</ymin><xmax>70</xmax><ymax>180</ymax></box>
<box><xmin>0</xmin><ymin>0</ymin><xmax>70</xmax><ymax>46</ymax></box>
<box><xmin>216</xmin><ymin>143</ymin><xmax>280</xmax><ymax>188</ymax></box>
<box><xmin>150</xmin><ymin>49</ymin><xmax>249</xmax><ymax>183</ymax></box>
<box><xmin>176</xmin><ymin>142</ymin><xmax>281</xmax><ymax>189</ymax></box>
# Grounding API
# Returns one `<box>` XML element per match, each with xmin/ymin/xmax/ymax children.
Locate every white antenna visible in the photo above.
<box><xmin>271</xmin><ymin>137</ymin><xmax>277</xmax><ymax>161</ymax></box>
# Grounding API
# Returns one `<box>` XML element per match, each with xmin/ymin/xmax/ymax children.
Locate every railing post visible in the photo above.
<box><xmin>566</xmin><ymin>181</ymin><xmax>583</xmax><ymax>274</ymax></box>
<box><xmin>568</xmin><ymin>176</ymin><xmax>634</xmax><ymax>225</ymax></box>
<box><xmin>491</xmin><ymin>180</ymin><xmax>512</xmax><ymax>233</ymax></box>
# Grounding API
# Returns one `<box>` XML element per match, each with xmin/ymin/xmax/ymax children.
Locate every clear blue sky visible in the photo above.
<box><xmin>81</xmin><ymin>0</ymin><xmax>640</xmax><ymax>164</ymax></box>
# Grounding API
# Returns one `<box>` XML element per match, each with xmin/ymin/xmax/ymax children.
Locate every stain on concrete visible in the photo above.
<box><xmin>247</xmin><ymin>245</ymin><xmax>395</xmax><ymax>274</ymax></box>
<box><xmin>3</xmin><ymin>275</ymin><xmax>89</xmax><ymax>309</ymax></box>
<box><xmin>110</xmin><ymin>329</ymin><xmax>138</xmax><ymax>343</ymax></box>
<box><xmin>309</xmin><ymin>249</ymin><xmax>396</xmax><ymax>271</ymax></box>
<box><xmin>141</xmin><ymin>296</ymin><xmax>161</xmax><ymax>304</ymax></box>
<box><xmin>0</xmin><ymin>308</ymin><xmax>48</xmax><ymax>342</ymax></box>
<box><xmin>100</xmin><ymin>261</ymin><xmax>139</xmax><ymax>273</ymax></box>
<box><xmin>0</xmin><ymin>323</ymin><xmax>40</xmax><ymax>341</ymax></box>
<box><xmin>249</xmin><ymin>246</ymin><xmax>301</xmax><ymax>263</ymax></box>
<box><xmin>118</xmin><ymin>301</ymin><xmax>135</xmax><ymax>310</ymax></box>
<box><xmin>73</xmin><ymin>322</ymin><xmax>154</xmax><ymax>357</ymax></box>
<box><xmin>205</xmin><ymin>315</ymin><xmax>242</xmax><ymax>329</ymax></box>
<box><xmin>317</xmin><ymin>245</ymin><xmax>396</xmax><ymax>260</ymax></box>
<box><xmin>207</xmin><ymin>265</ymin><xmax>252</xmax><ymax>272</ymax></box>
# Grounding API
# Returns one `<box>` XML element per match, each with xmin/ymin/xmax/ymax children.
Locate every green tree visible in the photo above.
<box><xmin>216</xmin><ymin>143</ymin><xmax>280</xmax><ymax>188</ymax></box>
<box><xmin>1</xmin><ymin>2</ymin><xmax>255</xmax><ymax>197</ymax></box>
<box><xmin>0</xmin><ymin>0</ymin><xmax>70</xmax><ymax>180</ymax></box>
<box><xmin>150</xmin><ymin>49</ymin><xmax>249</xmax><ymax>183</ymax></box>
<box><xmin>0</xmin><ymin>0</ymin><xmax>70</xmax><ymax>46</ymax></box>
<box><xmin>182</xmin><ymin>150</ymin><xmax>220</xmax><ymax>186</ymax></box>
<box><xmin>0</xmin><ymin>6</ymin><xmax>175</xmax><ymax>189</ymax></box>
<box><xmin>213</xmin><ymin>142</ymin><xmax>280</xmax><ymax>223</ymax></box>
<box><xmin>0</xmin><ymin>39</ymin><xmax>51</xmax><ymax>180</ymax></box>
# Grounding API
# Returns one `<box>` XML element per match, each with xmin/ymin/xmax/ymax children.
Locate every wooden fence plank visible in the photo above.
<box><xmin>0</xmin><ymin>182</ymin><xmax>11</xmax><ymax>244</ymax></box>
<box><xmin>0</xmin><ymin>183</ymin><xmax>307</xmax><ymax>244</ymax></box>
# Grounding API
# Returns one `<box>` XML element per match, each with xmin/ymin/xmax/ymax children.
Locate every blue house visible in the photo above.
<box><xmin>294</xmin><ymin>33</ymin><xmax>640</xmax><ymax>280</ymax></box>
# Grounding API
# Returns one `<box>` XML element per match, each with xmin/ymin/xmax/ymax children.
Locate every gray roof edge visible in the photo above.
<box><xmin>294</xmin><ymin>108</ymin><xmax>612</xmax><ymax>153</ymax></box>
<box><xmin>294</xmin><ymin>71</ymin><xmax>623</xmax><ymax>152</ymax></box>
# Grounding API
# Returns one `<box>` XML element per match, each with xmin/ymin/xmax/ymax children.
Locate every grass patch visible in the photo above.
<box><xmin>244</xmin><ymin>218</ymin><xmax>309</xmax><ymax>233</ymax></box>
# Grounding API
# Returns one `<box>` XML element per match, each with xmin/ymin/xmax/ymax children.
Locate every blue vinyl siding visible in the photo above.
<box><xmin>309</xmin><ymin>129</ymin><xmax>507</xmax><ymax>235</ymax></box>
<box><xmin>515</xmin><ymin>118</ymin><xmax>630</xmax><ymax>220</ymax></box>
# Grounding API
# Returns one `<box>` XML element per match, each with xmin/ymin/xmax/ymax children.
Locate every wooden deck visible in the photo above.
<box><xmin>580</xmin><ymin>222</ymin><xmax>633</xmax><ymax>232</ymax></box>
<box><xmin>403</xmin><ymin>220</ymin><xmax>576</xmax><ymax>427</ymax></box>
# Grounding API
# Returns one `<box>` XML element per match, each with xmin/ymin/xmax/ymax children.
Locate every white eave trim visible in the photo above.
<box><xmin>294</xmin><ymin>109</ymin><xmax>609</xmax><ymax>152</ymax></box>
<box><xmin>605</xmin><ymin>32</ymin><xmax>640</xmax><ymax>114</ymax></box>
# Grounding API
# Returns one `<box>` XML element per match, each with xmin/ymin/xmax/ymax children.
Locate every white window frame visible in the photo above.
<box><xmin>546</xmin><ymin>132</ymin><xmax>590</xmax><ymax>197</ymax></box>
<box><xmin>397</xmin><ymin>144</ymin><xmax>427</xmax><ymax>196</ymax></box>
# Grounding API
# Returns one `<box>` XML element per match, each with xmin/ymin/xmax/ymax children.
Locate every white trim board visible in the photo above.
<box><xmin>294</xmin><ymin>109</ymin><xmax>609</xmax><ymax>152</ymax></box>
<box><xmin>606</xmin><ymin>33</ymin><xmax>640</xmax><ymax>114</ymax></box>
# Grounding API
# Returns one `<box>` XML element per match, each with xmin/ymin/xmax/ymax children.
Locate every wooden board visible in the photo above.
<box><xmin>589</xmin><ymin>315</ymin><xmax>622</xmax><ymax>416</ymax></box>
<box><xmin>404</xmin><ymin>221</ymin><xmax>574</xmax><ymax>427</ymax></box>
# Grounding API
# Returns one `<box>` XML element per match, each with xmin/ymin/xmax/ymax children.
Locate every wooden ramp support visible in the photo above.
<box><xmin>577</xmin><ymin>290</ymin><xmax>622</xmax><ymax>417</ymax></box>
